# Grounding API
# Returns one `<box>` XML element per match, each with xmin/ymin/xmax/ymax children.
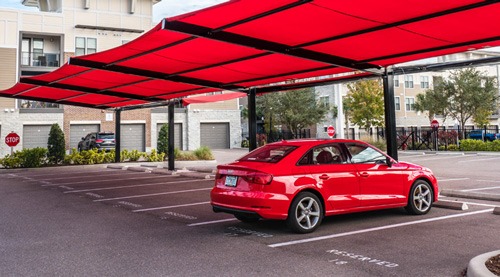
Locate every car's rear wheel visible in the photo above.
<box><xmin>405</xmin><ymin>180</ymin><xmax>433</xmax><ymax>215</ymax></box>
<box><xmin>287</xmin><ymin>192</ymin><xmax>323</xmax><ymax>233</ymax></box>
<box><xmin>234</xmin><ymin>214</ymin><xmax>259</xmax><ymax>223</ymax></box>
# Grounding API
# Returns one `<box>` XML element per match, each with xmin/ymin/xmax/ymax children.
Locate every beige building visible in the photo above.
<box><xmin>0</xmin><ymin>0</ymin><xmax>242</xmax><ymax>157</ymax></box>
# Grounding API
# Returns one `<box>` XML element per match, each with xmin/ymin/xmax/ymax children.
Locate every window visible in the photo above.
<box><xmin>20</xmin><ymin>100</ymin><xmax>59</xmax><ymax>109</ymax></box>
<box><xmin>298</xmin><ymin>144</ymin><xmax>345</xmax><ymax>165</ymax></box>
<box><xmin>394</xmin><ymin>76</ymin><xmax>399</xmax><ymax>87</ymax></box>
<box><xmin>420</xmin><ymin>76</ymin><xmax>429</xmax><ymax>88</ymax></box>
<box><xmin>75</xmin><ymin>37</ymin><xmax>96</xmax><ymax>56</ymax></box>
<box><xmin>240</xmin><ymin>145</ymin><xmax>297</xmax><ymax>163</ymax></box>
<box><xmin>395</xmin><ymin>96</ymin><xmax>400</xmax><ymax>111</ymax></box>
<box><xmin>346</xmin><ymin>143</ymin><xmax>386</xmax><ymax>164</ymax></box>
<box><xmin>319</xmin><ymin>96</ymin><xmax>329</xmax><ymax>109</ymax></box>
<box><xmin>404</xmin><ymin>75</ymin><xmax>414</xmax><ymax>88</ymax></box>
<box><xmin>405</xmin><ymin>97</ymin><xmax>415</xmax><ymax>111</ymax></box>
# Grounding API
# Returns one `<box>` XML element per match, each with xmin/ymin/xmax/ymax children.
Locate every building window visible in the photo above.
<box><xmin>404</xmin><ymin>75</ymin><xmax>414</xmax><ymax>88</ymax></box>
<box><xmin>420</xmin><ymin>76</ymin><xmax>429</xmax><ymax>89</ymax></box>
<box><xmin>319</xmin><ymin>96</ymin><xmax>329</xmax><ymax>109</ymax></box>
<box><xmin>405</xmin><ymin>97</ymin><xmax>415</xmax><ymax>111</ymax></box>
<box><xmin>19</xmin><ymin>100</ymin><xmax>59</xmax><ymax>109</ymax></box>
<box><xmin>395</xmin><ymin>96</ymin><xmax>400</xmax><ymax>111</ymax></box>
<box><xmin>394</xmin><ymin>76</ymin><xmax>399</xmax><ymax>87</ymax></box>
<box><xmin>75</xmin><ymin>37</ymin><xmax>96</xmax><ymax>56</ymax></box>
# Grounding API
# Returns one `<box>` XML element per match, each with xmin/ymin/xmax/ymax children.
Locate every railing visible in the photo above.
<box><xmin>21</xmin><ymin>52</ymin><xmax>60</xmax><ymax>67</ymax></box>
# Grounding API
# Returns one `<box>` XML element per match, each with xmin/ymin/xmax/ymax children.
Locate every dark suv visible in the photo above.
<box><xmin>78</xmin><ymin>132</ymin><xmax>115</xmax><ymax>151</ymax></box>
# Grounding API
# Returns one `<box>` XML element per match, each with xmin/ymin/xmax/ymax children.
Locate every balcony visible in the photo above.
<box><xmin>21</xmin><ymin>52</ymin><xmax>60</xmax><ymax>68</ymax></box>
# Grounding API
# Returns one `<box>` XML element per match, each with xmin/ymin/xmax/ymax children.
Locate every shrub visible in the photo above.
<box><xmin>194</xmin><ymin>146</ymin><xmax>214</xmax><ymax>160</ymax></box>
<box><xmin>362</xmin><ymin>138</ymin><xmax>387</xmax><ymax>151</ymax></box>
<box><xmin>146</xmin><ymin>149</ymin><xmax>165</xmax><ymax>162</ymax></box>
<box><xmin>241</xmin><ymin>139</ymin><xmax>249</xmax><ymax>148</ymax></box>
<box><xmin>447</xmin><ymin>144</ymin><xmax>459</xmax><ymax>151</ymax></box>
<box><xmin>459</xmin><ymin>139</ymin><xmax>488</xmax><ymax>151</ymax></box>
<box><xmin>128</xmin><ymin>149</ymin><xmax>143</xmax><ymax>162</ymax></box>
<box><xmin>47</xmin><ymin>123</ymin><xmax>66</xmax><ymax>164</ymax></box>
<box><xmin>157</xmin><ymin>124</ymin><xmax>169</xmax><ymax>155</ymax></box>
<box><xmin>1</xmin><ymin>148</ymin><xmax>48</xmax><ymax>168</ymax></box>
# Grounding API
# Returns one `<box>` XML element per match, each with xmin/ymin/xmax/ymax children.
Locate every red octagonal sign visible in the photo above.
<box><xmin>5</xmin><ymin>132</ymin><xmax>20</xmax><ymax>147</ymax></box>
<box><xmin>327</xmin><ymin>125</ymin><xmax>336</xmax><ymax>137</ymax></box>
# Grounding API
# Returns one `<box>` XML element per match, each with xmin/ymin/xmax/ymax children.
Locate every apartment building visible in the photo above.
<box><xmin>0</xmin><ymin>0</ymin><xmax>241</xmax><ymax>157</ymax></box>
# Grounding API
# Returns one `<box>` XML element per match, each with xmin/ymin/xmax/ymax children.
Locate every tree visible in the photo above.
<box><xmin>415</xmin><ymin>68</ymin><xmax>498</xmax><ymax>138</ymax></box>
<box><xmin>257</xmin><ymin>88</ymin><xmax>328</xmax><ymax>138</ymax></box>
<box><xmin>157</xmin><ymin>124</ymin><xmax>169</xmax><ymax>155</ymax></box>
<box><xmin>344</xmin><ymin>79</ymin><xmax>385</xmax><ymax>130</ymax></box>
<box><xmin>47</xmin><ymin>123</ymin><xmax>65</xmax><ymax>164</ymax></box>
<box><xmin>414</xmin><ymin>80</ymin><xmax>450</xmax><ymax>122</ymax></box>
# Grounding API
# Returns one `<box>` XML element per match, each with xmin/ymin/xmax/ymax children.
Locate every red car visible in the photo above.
<box><xmin>211</xmin><ymin>139</ymin><xmax>438</xmax><ymax>233</ymax></box>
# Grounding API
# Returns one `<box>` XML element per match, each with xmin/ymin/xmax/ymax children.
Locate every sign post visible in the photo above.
<box><xmin>5</xmin><ymin>132</ymin><xmax>20</xmax><ymax>155</ymax></box>
<box><xmin>327</xmin><ymin>125</ymin><xmax>336</xmax><ymax>138</ymax></box>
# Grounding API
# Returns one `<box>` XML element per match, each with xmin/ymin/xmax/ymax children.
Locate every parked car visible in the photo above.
<box><xmin>211</xmin><ymin>139</ymin><xmax>438</xmax><ymax>233</ymax></box>
<box><xmin>78</xmin><ymin>132</ymin><xmax>115</xmax><ymax>151</ymax></box>
<box><xmin>468</xmin><ymin>130</ymin><xmax>500</xmax><ymax>141</ymax></box>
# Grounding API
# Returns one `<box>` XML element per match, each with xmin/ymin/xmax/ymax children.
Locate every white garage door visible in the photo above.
<box><xmin>157</xmin><ymin>123</ymin><xmax>182</xmax><ymax>150</ymax></box>
<box><xmin>120</xmin><ymin>124</ymin><xmax>145</xmax><ymax>151</ymax></box>
<box><xmin>23</xmin><ymin>125</ymin><xmax>52</xmax><ymax>149</ymax></box>
<box><xmin>70</xmin><ymin>124</ymin><xmax>100</xmax><ymax>150</ymax></box>
<box><xmin>200</xmin><ymin>123</ymin><xmax>229</xmax><ymax>149</ymax></box>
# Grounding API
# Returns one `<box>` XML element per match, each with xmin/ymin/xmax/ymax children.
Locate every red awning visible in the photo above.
<box><xmin>2</xmin><ymin>0</ymin><xmax>500</xmax><ymax>109</ymax></box>
<box><xmin>182</xmin><ymin>92</ymin><xmax>247</xmax><ymax>106</ymax></box>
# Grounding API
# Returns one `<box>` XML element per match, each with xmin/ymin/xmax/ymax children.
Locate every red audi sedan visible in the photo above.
<box><xmin>211</xmin><ymin>139</ymin><xmax>438</xmax><ymax>233</ymax></box>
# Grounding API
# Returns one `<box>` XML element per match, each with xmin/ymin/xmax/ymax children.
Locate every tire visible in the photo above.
<box><xmin>234</xmin><ymin>214</ymin><xmax>259</xmax><ymax>223</ymax></box>
<box><xmin>405</xmin><ymin>180</ymin><xmax>433</xmax><ymax>215</ymax></box>
<box><xmin>287</xmin><ymin>192</ymin><xmax>323</xmax><ymax>233</ymax></box>
<box><xmin>77</xmin><ymin>146</ymin><xmax>82</xmax><ymax>152</ymax></box>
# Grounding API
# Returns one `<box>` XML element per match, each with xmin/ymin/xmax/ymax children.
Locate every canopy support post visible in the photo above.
<box><xmin>382</xmin><ymin>68</ymin><xmax>398</xmax><ymax>160</ymax></box>
<box><xmin>114</xmin><ymin>109</ymin><xmax>122</xmax><ymax>163</ymax></box>
<box><xmin>168</xmin><ymin>102</ymin><xmax>175</xmax><ymax>171</ymax></box>
<box><xmin>248</xmin><ymin>88</ymin><xmax>257</xmax><ymax>151</ymax></box>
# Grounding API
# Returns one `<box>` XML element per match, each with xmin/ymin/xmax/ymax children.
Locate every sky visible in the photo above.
<box><xmin>0</xmin><ymin>0</ymin><xmax>227</xmax><ymax>20</ymax></box>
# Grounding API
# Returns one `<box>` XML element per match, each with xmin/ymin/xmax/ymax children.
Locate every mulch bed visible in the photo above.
<box><xmin>486</xmin><ymin>254</ymin><xmax>500</xmax><ymax>276</ymax></box>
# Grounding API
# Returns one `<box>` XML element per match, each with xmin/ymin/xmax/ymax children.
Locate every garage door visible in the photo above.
<box><xmin>157</xmin><ymin>123</ymin><xmax>182</xmax><ymax>150</ymax></box>
<box><xmin>200</xmin><ymin>123</ymin><xmax>229</xmax><ymax>149</ymax></box>
<box><xmin>70</xmin><ymin>124</ymin><xmax>100</xmax><ymax>150</ymax></box>
<box><xmin>120</xmin><ymin>124</ymin><xmax>145</xmax><ymax>151</ymax></box>
<box><xmin>23</xmin><ymin>125</ymin><xmax>52</xmax><ymax>149</ymax></box>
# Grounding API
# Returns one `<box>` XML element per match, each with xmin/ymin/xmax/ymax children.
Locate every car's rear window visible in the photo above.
<box><xmin>239</xmin><ymin>145</ymin><xmax>297</xmax><ymax>163</ymax></box>
<box><xmin>98</xmin><ymin>134</ymin><xmax>114</xmax><ymax>139</ymax></box>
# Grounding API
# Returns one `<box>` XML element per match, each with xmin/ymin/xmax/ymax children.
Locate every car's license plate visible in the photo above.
<box><xmin>225</xmin><ymin>175</ymin><xmax>238</xmax><ymax>187</ymax></box>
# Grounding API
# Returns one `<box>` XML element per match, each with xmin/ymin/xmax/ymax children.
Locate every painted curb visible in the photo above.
<box><xmin>467</xmin><ymin>250</ymin><xmax>500</xmax><ymax>277</ymax></box>
<box><xmin>433</xmin><ymin>200</ymin><xmax>468</xmax><ymax>210</ymax></box>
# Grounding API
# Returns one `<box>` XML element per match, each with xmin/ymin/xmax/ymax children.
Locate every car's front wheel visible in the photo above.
<box><xmin>405</xmin><ymin>180</ymin><xmax>433</xmax><ymax>215</ymax></box>
<box><xmin>287</xmin><ymin>192</ymin><xmax>323</xmax><ymax>233</ymax></box>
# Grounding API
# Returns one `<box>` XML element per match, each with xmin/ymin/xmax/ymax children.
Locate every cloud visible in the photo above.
<box><xmin>153</xmin><ymin>0</ymin><xmax>227</xmax><ymax>22</ymax></box>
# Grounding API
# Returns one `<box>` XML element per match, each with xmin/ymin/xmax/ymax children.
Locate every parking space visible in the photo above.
<box><xmin>2</xmin><ymin>153</ymin><xmax>500</xmax><ymax>276</ymax></box>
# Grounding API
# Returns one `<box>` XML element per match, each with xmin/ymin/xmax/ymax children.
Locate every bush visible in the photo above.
<box><xmin>194</xmin><ymin>146</ymin><xmax>214</xmax><ymax>160</ymax></box>
<box><xmin>47</xmin><ymin>123</ymin><xmax>66</xmax><ymax>164</ymax></box>
<box><xmin>64</xmin><ymin>148</ymin><xmax>115</xmax><ymax>165</ymax></box>
<box><xmin>362</xmin><ymin>138</ymin><xmax>387</xmax><ymax>151</ymax></box>
<box><xmin>0</xmin><ymin>148</ymin><xmax>48</xmax><ymax>168</ymax></box>
<box><xmin>128</xmin><ymin>149</ymin><xmax>144</xmax><ymax>162</ymax></box>
<box><xmin>241</xmin><ymin>139</ymin><xmax>249</xmax><ymax>148</ymax></box>
<box><xmin>459</xmin><ymin>139</ymin><xmax>489</xmax><ymax>151</ymax></box>
<box><xmin>174</xmin><ymin>148</ymin><xmax>197</xmax><ymax>160</ymax></box>
<box><xmin>146</xmin><ymin>149</ymin><xmax>165</xmax><ymax>162</ymax></box>
<box><xmin>158</xmin><ymin>124</ymin><xmax>169</xmax><ymax>155</ymax></box>
<box><xmin>447</xmin><ymin>144</ymin><xmax>459</xmax><ymax>151</ymax></box>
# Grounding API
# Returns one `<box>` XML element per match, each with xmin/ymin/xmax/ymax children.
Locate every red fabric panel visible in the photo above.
<box><xmin>57</xmin><ymin>70</ymin><xmax>148</xmax><ymax>90</ymax></box>
<box><xmin>182</xmin><ymin>92</ymin><xmax>246</xmax><ymax>106</ymax></box>
<box><xmin>67</xmin><ymin>94</ymin><xmax>128</xmax><ymax>105</ymax></box>
<box><xmin>0</xmin><ymin>83</ymin><xmax>36</xmax><ymax>96</ymax></box>
<box><xmin>106</xmin><ymin>100</ymin><xmax>148</xmax><ymax>108</ymax></box>
<box><xmin>155</xmin><ymin>88</ymin><xmax>218</xmax><ymax>100</ymax></box>
<box><xmin>237</xmin><ymin>67</ymin><xmax>350</xmax><ymax>87</ymax></box>
<box><xmin>27</xmin><ymin>65</ymin><xmax>90</xmax><ymax>83</ymax></box>
<box><xmin>117</xmin><ymin>38</ymin><xmax>264</xmax><ymax>74</ymax></box>
<box><xmin>181</xmin><ymin>54</ymin><xmax>330</xmax><ymax>83</ymax></box>
<box><xmin>110</xmin><ymin>79</ymin><xmax>204</xmax><ymax>97</ymax></box>
<box><xmin>20</xmin><ymin>87</ymin><xmax>84</xmax><ymax>100</ymax></box>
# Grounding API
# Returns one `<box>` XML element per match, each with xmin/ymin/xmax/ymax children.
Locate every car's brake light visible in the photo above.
<box><xmin>95</xmin><ymin>139</ymin><xmax>104</xmax><ymax>143</ymax></box>
<box><xmin>243</xmin><ymin>172</ymin><xmax>273</xmax><ymax>185</ymax></box>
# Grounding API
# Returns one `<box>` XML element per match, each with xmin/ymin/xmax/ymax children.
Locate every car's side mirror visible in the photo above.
<box><xmin>386</xmin><ymin>157</ymin><xmax>394</xmax><ymax>167</ymax></box>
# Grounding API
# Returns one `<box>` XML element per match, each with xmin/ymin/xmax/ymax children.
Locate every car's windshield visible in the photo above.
<box><xmin>240</xmin><ymin>145</ymin><xmax>297</xmax><ymax>163</ymax></box>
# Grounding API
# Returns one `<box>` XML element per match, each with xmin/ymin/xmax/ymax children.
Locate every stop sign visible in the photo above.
<box><xmin>431</xmin><ymin>119</ymin><xmax>439</xmax><ymax>129</ymax></box>
<box><xmin>5</xmin><ymin>132</ymin><xmax>20</xmax><ymax>147</ymax></box>
<box><xmin>327</xmin><ymin>125</ymin><xmax>336</xmax><ymax>137</ymax></box>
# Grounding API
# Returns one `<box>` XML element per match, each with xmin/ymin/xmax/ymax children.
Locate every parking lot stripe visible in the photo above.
<box><xmin>267</xmin><ymin>209</ymin><xmax>494</xmax><ymax>248</ymax></box>
<box><xmin>41</xmin><ymin>175</ymin><xmax>173</xmax><ymax>187</ymax></box>
<box><xmin>63</xmin><ymin>179</ymin><xmax>208</xmax><ymax>193</ymax></box>
<box><xmin>132</xmin><ymin>201</ymin><xmax>210</xmax><ymax>212</ymax></box>
<box><xmin>461</xmin><ymin>185</ymin><xmax>500</xmax><ymax>192</ymax></box>
<box><xmin>188</xmin><ymin>218</ymin><xmax>238</xmax><ymax>226</ymax></box>
<box><xmin>36</xmin><ymin>171</ymin><xmax>146</xmax><ymax>181</ymax></box>
<box><xmin>18</xmin><ymin>170</ymin><xmax>113</xmax><ymax>178</ymax></box>
<box><xmin>437</xmin><ymin>178</ymin><xmax>469</xmax><ymax>182</ymax></box>
<box><xmin>93</xmin><ymin>187</ymin><xmax>212</xmax><ymax>202</ymax></box>
<box><xmin>458</xmin><ymin>157</ymin><xmax>500</xmax><ymax>163</ymax></box>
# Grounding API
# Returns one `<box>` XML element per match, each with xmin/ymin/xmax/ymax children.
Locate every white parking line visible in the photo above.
<box><xmin>478</xmin><ymin>179</ymin><xmax>500</xmax><ymax>183</ymax></box>
<box><xmin>267</xmin><ymin>209</ymin><xmax>494</xmax><ymax>248</ymax></box>
<box><xmin>37</xmin><ymin>171</ymin><xmax>146</xmax><ymax>181</ymax></box>
<box><xmin>63</xmin><ymin>179</ymin><xmax>208</xmax><ymax>193</ymax></box>
<box><xmin>458</xmin><ymin>157</ymin><xmax>500</xmax><ymax>163</ymax></box>
<box><xmin>18</xmin><ymin>170</ymin><xmax>110</xmax><ymax>178</ymax></box>
<box><xmin>93</xmin><ymin>187</ymin><xmax>211</xmax><ymax>202</ymax></box>
<box><xmin>188</xmin><ymin>218</ymin><xmax>238</xmax><ymax>226</ymax></box>
<box><xmin>437</xmin><ymin>178</ymin><xmax>469</xmax><ymax>182</ymax></box>
<box><xmin>42</xmin><ymin>175</ymin><xmax>171</xmax><ymax>187</ymax></box>
<box><xmin>405</xmin><ymin>155</ymin><xmax>465</xmax><ymax>161</ymax></box>
<box><xmin>133</xmin><ymin>201</ymin><xmax>210</xmax><ymax>212</ymax></box>
<box><xmin>461</xmin><ymin>185</ymin><xmax>500</xmax><ymax>192</ymax></box>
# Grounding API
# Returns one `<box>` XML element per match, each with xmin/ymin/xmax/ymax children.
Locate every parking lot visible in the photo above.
<box><xmin>1</xmin><ymin>151</ymin><xmax>499</xmax><ymax>276</ymax></box>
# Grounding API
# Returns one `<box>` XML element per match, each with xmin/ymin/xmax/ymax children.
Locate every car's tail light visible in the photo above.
<box><xmin>95</xmin><ymin>139</ymin><xmax>104</xmax><ymax>143</ymax></box>
<box><xmin>243</xmin><ymin>172</ymin><xmax>273</xmax><ymax>185</ymax></box>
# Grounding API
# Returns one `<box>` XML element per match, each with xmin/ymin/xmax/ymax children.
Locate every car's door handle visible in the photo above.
<box><xmin>319</xmin><ymin>174</ymin><xmax>329</xmax><ymax>180</ymax></box>
<box><xmin>360</xmin><ymin>172</ymin><xmax>369</xmax><ymax>178</ymax></box>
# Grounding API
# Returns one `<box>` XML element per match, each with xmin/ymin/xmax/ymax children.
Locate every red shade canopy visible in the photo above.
<box><xmin>2</xmin><ymin>0</ymin><xmax>500</xmax><ymax>109</ymax></box>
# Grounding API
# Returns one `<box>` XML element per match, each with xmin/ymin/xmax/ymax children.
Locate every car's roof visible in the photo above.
<box><xmin>265</xmin><ymin>139</ymin><xmax>368</xmax><ymax>147</ymax></box>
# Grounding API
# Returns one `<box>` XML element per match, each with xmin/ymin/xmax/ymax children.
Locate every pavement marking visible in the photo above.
<box><xmin>457</xmin><ymin>157</ymin><xmax>500</xmax><ymax>163</ymax></box>
<box><xmin>41</xmin><ymin>175</ymin><xmax>171</xmax><ymax>187</ymax></box>
<box><xmin>188</xmin><ymin>218</ymin><xmax>238</xmax><ymax>226</ymax></box>
<box><xmin>405</xmin><ymin>155</ymin><xmax>465</xmax><ymax>161</ymax></box>
<box><xmin>461</xmin><ymin>185</ymin><xmax>500</xmax><ymax>192</ymax></box>
<box><xmin>93</xmin><ymin>187</ymin><xmax>211</xmax><ymax>202</ymax></box>
<box><xmin>267</xmin><ymin>209</ymin><xmax>494</xmax><ymax>248</ymax></box>
<box><xmin>478</xmin><ymin>179</ymin><xmax>500</xmax><ymax>183</ymax></box>
<box><xmin>63</xmin><ymin>179</ymin><xmax>208</xmax><ymax>193</ymax></box>
<box><xmin>35</xmin><ymin>171</ymin><xmax>146</xmax><ymax>181</ymax></box>
<box><xmin>437</xmin><ymin>178</ymin><xmax>470</xmax><ymax>182</ymax></box>
<box><xmin>133</xmin><ymin>201</ymin><xmax>210</xmax><ymax>212</ymax></box>
<box><xmin>17</xmin><ymin>170</ymin><xmax>110</xmax><ymax>178</ymax></box>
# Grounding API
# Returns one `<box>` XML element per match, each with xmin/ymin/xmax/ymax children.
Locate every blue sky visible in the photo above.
<box><xmin>0</xmin><ymin>0</ymin><xmax>227</xmax><ymax>20</ymax></box>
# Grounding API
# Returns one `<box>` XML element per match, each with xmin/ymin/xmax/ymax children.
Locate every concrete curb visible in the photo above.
<box><xmin>127</xmin><ymin>166</ymin><xmax>151</xmax><ymax>172</ymax></box>
<box><xmin>494</xmin><ymin>207</ymin><xmax>500</xmax><ymax>215</ymax></box>
<box><xmin>433</xmin><ymin>200</ymin><xmax>468</xmax><ymax>210</ymax></box>
<box><xmin>107</xmin><ymin>165</ymin><xmax>126</xmax><ymax>170</ymax></box>
<box><xmin>178</xmin><ymin>171</ymin><xmax>213</xmax><ymax>179</ymax></box>
<box><xmin>440</xmin><ymin>190</ymin><xmax>500</xmax><ymax>202</ymax></box>
<box><xmin>467</xmin><ymin>250</ymin><xmax>500</xmax><ymax>277</ymax></box>
<box><xmin>150</xmin><ymin>168</ymin><xmax>176</xmax><ymax>175</ymax></box>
